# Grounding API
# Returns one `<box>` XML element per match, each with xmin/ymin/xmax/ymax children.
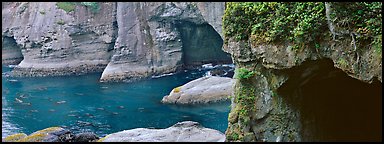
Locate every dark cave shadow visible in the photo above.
<box><xmin>277</xmin><ymin>59</ymin><xmax>382</xmax><ymax>142</ymax></box>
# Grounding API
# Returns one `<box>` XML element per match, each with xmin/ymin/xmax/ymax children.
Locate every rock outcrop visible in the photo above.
<box><xmin>3</xmin><ymin>127</ymin><xmax>72</xmax><ymax>142</ymax></box>
<box><xmin>98</xmin><ymin>121</ymin><xmax>225</xmax><ymax>142</ymax></box>
<box><xmin>99</xmin><ymin>2</ymin><xmax>231</xmax><ymax>82</ymax></box>
<box><xmin>3</xmin><ymin>121</ymin><xmax>225</xmax><ymax>142</ymax></box>
<box><xmin>2</xmin><ymin>2</ymin><xmax>231</xmax><ymax>82</ymax></box>
<box><xmin>222</xmin><ymin>2</ymin><xmax>382</xmax><ymax>142</ymax></box>
<box><xmin>2</xmin><ymin>2</ymin><xmax>117</xmax><ymax>77</ymax></box>
<box><xmin>161</xmin><ymin>76</ymin><xmax>235</xmax><ymax>104</ymax></box>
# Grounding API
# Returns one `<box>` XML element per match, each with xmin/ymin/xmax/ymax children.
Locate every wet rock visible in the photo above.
<box><xmin>161</xmin><ymin>76</ymin><xmax>235</xmax><ymax>104</ymax></box>
<box><xmin>73</xmin><ymin>132</ymin><xmax>99</xmax><ymax>142</ymax></box>
<box><xmin>98</xmin><ymin>121</ymin><xmax>225</xmax><ymax>142</ymax></box>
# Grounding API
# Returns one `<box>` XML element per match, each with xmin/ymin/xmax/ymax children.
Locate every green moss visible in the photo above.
<box><xmin>223</xmin><ymin>2</ymin><xmax>326</xmax><ymax>50</ymax></box>
<box><xmin>337</xmin><ymin>57</ymin><xmax>348</xmax><ymax>68</ymax></box>
<box><xmin>4</xmin><ymin>133</ymin><xmax>27</xmax><ymax>142</ymax></box>
<box><xmin>235</xmin><ymin>68</ymin><xmax>256</xmax><ymax>80</ymax></box>
<box><xmin>223</xmin><ymin>2</ymin><xmax>382</xmax><ymax>52</ymax></box>
<box><xmin>234</xmin><ymin>78</ymin><xmax>257</xmax><ymax>127</ymax></box>
<box><xmin>56</xmin><ymin>2</ymin><xmax>76</xmax><ymax>13</ymax></box>
<box><xmin>228</xmin><ymin>106</ymin><xmax>239</xmax><ymax>123</ymax></box>
<box><xmin>329</xmin><ymin>2</ymin><xmax>382</xmax><ymax>52</ymax></box>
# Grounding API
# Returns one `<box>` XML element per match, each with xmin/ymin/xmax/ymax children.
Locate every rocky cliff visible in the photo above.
<box><xmin>2</xmin><ymin>2</ymin><xmax>231</xmax><ymax>81</ymax></box>
<box><xmin>223</xmin><ymin>2</ymin><xmax>381</xmax><ymax>142</ymax></box>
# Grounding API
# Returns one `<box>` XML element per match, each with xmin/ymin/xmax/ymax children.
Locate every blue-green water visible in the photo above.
<box><xmin>2</xmin><ymin>65</ymin><xmax>232</xmax><ymax>138</ymax></box>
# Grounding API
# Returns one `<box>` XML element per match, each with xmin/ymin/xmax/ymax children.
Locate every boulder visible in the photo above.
<box><xmin>161</xmin><ymin>76</ymin><xmax>235</xmax><ymax>104</ymax></box>
<box><xmin>16</xmin><ymin>127</ymin><xmax>72</xmax><ymax>142</ymax></box>
<box><xmin>73</xmin><ymin>132</ymin><xmax>99</xmax><ymax>142</ymax></box>
<box><xmin>98</xmin><ymin>121</ymin><xmax>225</xmax><ymax>142</ymax></box>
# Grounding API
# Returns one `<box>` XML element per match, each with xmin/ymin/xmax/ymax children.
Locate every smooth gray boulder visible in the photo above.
<box><xmin>161</xmin><ymin>76</ymin><xmax>235</xmax><ymax>104</ymax></box>
<box><xmin>98</xmin><ymin>121</ymin><xmax>225</xmax><ymax>142</ymax></box>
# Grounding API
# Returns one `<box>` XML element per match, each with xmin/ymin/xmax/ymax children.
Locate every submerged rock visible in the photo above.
<box><xmin>161</xmin><ymin>76</ymin><xmax>235</xmax><ymax>104</ymax></box>
<box><xmin>73</xmin><ymin>132</ymin><xmax>99</xmax><ymax>142</ymax></box>
<box><xmin>98</xmin><ymin>121</ymin><xmax>225</xmax><ymax>142</ymax></box>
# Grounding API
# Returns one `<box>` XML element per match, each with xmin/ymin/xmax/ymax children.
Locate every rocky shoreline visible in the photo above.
<box><xmin>2</xmin><ymin>121</ymin><xmax>225</xmax><ymax>142</ymax></box>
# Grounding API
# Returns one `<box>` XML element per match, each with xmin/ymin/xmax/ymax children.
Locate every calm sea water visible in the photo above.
<box><xmin>2</xmin><ymin>65</ymin><xmax>232</xmax><ymax>138</ymax></box>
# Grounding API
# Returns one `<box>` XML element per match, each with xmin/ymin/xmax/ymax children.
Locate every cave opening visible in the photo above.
<box><xmin>277</xmin><ymin>59</ymin><xmax>382</xmax><ymax>142</ymax></box>
<box><xmin>175</xmin><ymin>21</ymin><xmax>232</xmax><ymax>69</ymax></box>
<box><xmin>2</xmin><ymin>36</ymin><xmax>24</xmax><ymax>65</ymax></box>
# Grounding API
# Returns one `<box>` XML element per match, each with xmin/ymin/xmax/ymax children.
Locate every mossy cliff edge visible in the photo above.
<box><xmin>223</xmin><ymin>2</ymin><xmax>381</xmax><ymax>142</ymax></box>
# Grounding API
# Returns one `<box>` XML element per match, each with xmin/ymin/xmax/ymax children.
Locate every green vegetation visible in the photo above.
<box><xmin>56</xmin><ymin>2</ymin><xmax>100</xmax><ymax>14</ymax></box>
<box><xmin>227</xmin><ymin>132</ymin><xmax>239</xmax><ymax>141</ymax></box>
<box><xmin>337</xmin><ymin>57</ymin><xmax>348</xmax><ymax>68</ymax></box>
<box><xmin>329</xmin><ymin>2</ymin><xmax>382</xmax><ymax>52</ymax></box>
<box><xmin>223</xmin><ymin>2</ymin><xmax>326</xmax><ymax>50</ymax></box>
<box><xmin>235</xmin><ymin>68</ymin><xmax>256</xmax><ymax>79</ymax></box>
<box><xmin>223</xmin><ymin>2</ymin><xmax>382</xmax><ymax>51</ymax></box>
<box><xmin>56</xmin><ymin>2</ymin><xmax>76</xmax><ymax>13</ymax></box>
<box><xmin>80</xmin><ymin>2</ymin><xmax>99</xmax><ymax>13</ymax></box>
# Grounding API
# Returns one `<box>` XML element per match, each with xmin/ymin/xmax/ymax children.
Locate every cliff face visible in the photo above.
<box><xmin>2</xmin><ymin>2</ymin><xmax>117</xmax><ymax>76</ymax></box>
<box><xmin>223</xmin><ymin>2</ymin><xmax>382</xmax><ymax>142</ymax></box>
<box><xmin>2</xmin><ymin>2</ymin><xmax>231</xmax><ymax>81</ymax></box>
<box><xmin>99</xmin><ymin>2</ymin><xmax>230</xmax><ymax>82</ymax></box>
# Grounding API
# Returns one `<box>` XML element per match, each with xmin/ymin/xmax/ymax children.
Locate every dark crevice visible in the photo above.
<box><xmin>278</xmin><ymin>59</ymin><xmax>382</xmax><ymax>142</ymax></box>
<box><xmin>175</xmin><ymin>21</ymin><xmax>232</xmax><ymax>69</ymax></box>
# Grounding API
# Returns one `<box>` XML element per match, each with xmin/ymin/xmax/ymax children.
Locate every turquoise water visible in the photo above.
<box><xmin>2</xmin><ymin>65</ymin><xmax>231</xmax><ymax>138</ymax></box>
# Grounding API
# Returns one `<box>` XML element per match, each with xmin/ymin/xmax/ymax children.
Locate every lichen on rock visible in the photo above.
<box><xmin>3</xmin><ymin>133</ymin><xmax>28</xmax><ymax>142</ymax></box>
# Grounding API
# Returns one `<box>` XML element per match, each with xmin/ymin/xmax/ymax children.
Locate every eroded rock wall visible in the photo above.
<box><xmin>2</xmin><ymin>2</ymin><xmax>117</xmax><ymax>76</ymax></box>
<box><xmin>100</xmin><ymin>2</ymin><xmax>231</xmax><ymax>82</ymax></box>
<box><xmin>223</xmin><ymin>2</ymin><xmax>382</xmax><ymax>142</ymax></box>
<box><xmin>2</xmin><ymin>2</ymin><xmax>229</xmax><ymax>81</ymax></box>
